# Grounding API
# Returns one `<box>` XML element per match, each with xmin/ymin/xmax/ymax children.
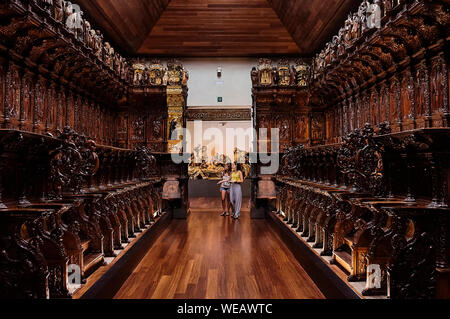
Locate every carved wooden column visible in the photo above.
<box><xmin>403</xmin><ymin>149</ymin><xmax>417</xmax><ymax>203</ymax></box>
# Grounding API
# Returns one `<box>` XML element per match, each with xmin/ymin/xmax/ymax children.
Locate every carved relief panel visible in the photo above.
<box><xmin>401</xmin><ymin>68</ymin><xmax>414</xmax><ymax>129</ymax></box>
<box><xmin>294</xmin><ymin>114</ymin><xmax>309</xmax><ymax>143</ymax></box>
<box><xmin>310</xmin><ymin>112</ymin><xmax>325</xmax><ymax>145</ymax></box>
<box><xmin>257</xmin><ymin>59</ymin><xmax>274</xmax><ymax>86</ymax></box>
<box><xmin>277</xmin><ymin>60</ymin><xmax>292</xmax><ymax>86</ymax></box>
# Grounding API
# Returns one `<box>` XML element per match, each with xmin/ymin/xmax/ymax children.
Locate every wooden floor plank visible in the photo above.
<box><xmin>114</xmin><ymin>204</ymin><xmax>325</xmax><ymax>299</ymax></box>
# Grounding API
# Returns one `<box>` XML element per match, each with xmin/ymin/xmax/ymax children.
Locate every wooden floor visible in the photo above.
<box><xmin>114</xmin><ymin>198</ymin><xmax>325</xmax><ymax>299</ymax></box>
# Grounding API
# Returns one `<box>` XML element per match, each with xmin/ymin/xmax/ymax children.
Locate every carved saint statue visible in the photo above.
<box><xmin>95</xmin><ymin>30</ymin><xmax>103</xmax><ymax>59</ymax></box>
<box><xmin>344</xmin><ymin>14</ymin><xmax>353</xmax><ymax>45</ymax></box>
<box><xmin>181</xmin><ymin>68</ymin><xmax>189</xmax><ymax>86</ymax></box>
<box><xmin>251</xmin><ymin>67</ymin><xmax>258</xmax><ymax>86</ymax></box>
<box><xmin>54</xmin><ymin>0</ymin><xmax>64</xmax><ymax>22</ymax></box>
<box><xmin>84</xmin><ymin>20</ymin><xmax>91</xmax><ymax>46</ymax></box>
<box><xmin>169</xmin><ymin>118</ymin><xmax>178</xmax><ymax>140</ymax></box>
<box><xmin>103</xmin><ymin>42</ymin><xmax>112</xmax><ymax>67</ymax></box>
<box><xmin>351</xmin><ymin>13</ymin><xmax>361</xmax><ymax>40</ymax></box>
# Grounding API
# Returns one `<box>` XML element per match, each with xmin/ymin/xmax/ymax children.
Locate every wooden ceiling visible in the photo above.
<box><xmin>78</xmin><ymin>0</ymin><xmax>170</xmax><ymax>53</ymax></box>
<box><xmin>267</xmin><ymin>0</ymin><xmax>361</xmax><ymax>55</ymax></box>
<box><xmin>138</xmin><ymin>0</ymin><xmax>300</xmax><ymax>56</ymax></box>
<box><xmin>78</xmin><ymin>0</ymin><xmax>358</xmax><ymax>57</ymax></box>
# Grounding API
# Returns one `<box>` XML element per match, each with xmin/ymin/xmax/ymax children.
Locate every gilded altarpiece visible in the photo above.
<box><xmin>167</xmin><ymin>86</ymin><xmax>185</xmax><ymax>153</ymax></box>
<box><xmin>166</xmin><ymin>61</ymin><xmax>188</xmax><ymax>154</ymax></box>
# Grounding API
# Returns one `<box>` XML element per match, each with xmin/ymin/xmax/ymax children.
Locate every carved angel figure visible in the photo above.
<box><xmin>344</xmin><ymin>14</ymin><xmax>353</xmax><ymax>45</ymax></box>
<box><xmin>103</xmin><ymin>42</ymin><xmax>112</xmax><ymax>66</ymax></box>
<box><xmin>383</xmin><ymin>0</ymin><xmax>392</xmax><ymax>14</ymax></box>
<box><xmin>73</xmin><ymin>9</ymin><xmax>84</xmax><ymax>41</ymax></box>
<box><xmin>337</xmin><ymin>27</ymin><xmax>346</xmax><ymax>56</ymax></box>
<box><xmin>350</xmin><ymin>13</ymin><xmax>361</xmax><ymax>40</ymax></box>
<box><xmin>358</xmin><ymin>1</ymin><xmax>369</xmax><ymax>34</ymax></box>
<box><xmin>162</xmin><ymin>68</ymin><xmax>169</xmax><ymax>85</ymax></box>
<box><xmin>89</xmin><ymin>29</ymin><xmax>96</xmax><ymax>50</ymax></box>
<box><xmin>181</xmin><ymin>68</ymin><xmax>189</xmax><ymax>86</ymax></box>
<box><xmin>63</xmin><ymin>1</ymin><xmax>73</xmax><ymax>32</ymax></box>
<box><xmin>114</xmin><ymin>53</ymin><xmax>121</xmax><ymax>75</ymax></box>
<box><xmin>84</xmin><ymin>20</ymin><xmax>91</xmax><ymax>46</ymax></box>
<box><xmin>251</xmin><ymin>67</ymin><xmax>258</xmax><ymax>86</ymax></box>
<box><xmin>54</xmin><ymin>0</ymin><xmax>64</xmax><ymax>22</ymax></box>
<box><xmin>108</xmin><ymin>45</ymin><xmax>115</xmax><ymax>69</ymax></box>
<box><xmin>95</xmin><ymin>30</ymin><xmax>103</xmax><ymax>59</ymax></box>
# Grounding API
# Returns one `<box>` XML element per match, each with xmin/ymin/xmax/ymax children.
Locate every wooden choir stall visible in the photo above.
<box><xmin>0</xmin><ymin>0</ymin><xmax>189</xmax><ymax>298</ymax></box>
<box><xmin>0</xmin><ymin>0</ymin><xmax>449</xmax><ymax>300</ymax></box>
<box><xmin>251</xmin><ymin>0</ymin><xmax>450</xmax><ymax>299</ymax></box>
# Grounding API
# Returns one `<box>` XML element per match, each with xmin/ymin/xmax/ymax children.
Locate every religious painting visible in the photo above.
<box><xmin>295</xmin><ymin>114</ymin><xmax>309</xmax><ymax>142</ymax></box>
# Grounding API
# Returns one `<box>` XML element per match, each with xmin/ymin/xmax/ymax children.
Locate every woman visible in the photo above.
<box><xmin>217</xmin><ymin>164</ymin><xmax>231</xmax><ymax>216</ymax></box>
<box><xmin>230</xmin><ymin>163</ymin><xmax>244</xmax><ymax>220</ymax></box>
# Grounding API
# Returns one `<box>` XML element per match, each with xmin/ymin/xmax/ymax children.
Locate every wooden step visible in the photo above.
<box><xmin>334</xmin><ymin>250</ymin><xmax>352</xmax><ymax>274</ymax></box>
<box><xmin>81</xmin><ymin>239</ymin><xmax>91</xmax><ymax>252</ymax></box>
<box><xmin>83</xmin><ymin>252</ymin><xmax>104</xmax><ymax>274</ymax></box>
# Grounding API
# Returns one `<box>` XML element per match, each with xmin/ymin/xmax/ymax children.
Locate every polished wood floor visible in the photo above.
<box><xmin>114</xmin><ymin>198</ymin><xmax>325</xmax><ymax>299</ymax></box>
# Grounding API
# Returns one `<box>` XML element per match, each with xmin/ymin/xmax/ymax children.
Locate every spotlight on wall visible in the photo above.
<box><xmin>217</xmin><ymin>66</ymin><xmax>222</xmax><ymax>78</ymax></box>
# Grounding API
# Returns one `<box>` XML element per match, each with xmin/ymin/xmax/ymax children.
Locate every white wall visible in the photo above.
<box><xmin>183</xmin><ymin>58</ymin><xmax>254</xmax><ymax>107</ymax></box>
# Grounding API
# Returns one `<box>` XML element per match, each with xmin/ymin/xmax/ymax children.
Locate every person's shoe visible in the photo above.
<box><xmin>220</xmin><ymin>212</ymin><xmax>227</xmax><ymax>216</ymax></box>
